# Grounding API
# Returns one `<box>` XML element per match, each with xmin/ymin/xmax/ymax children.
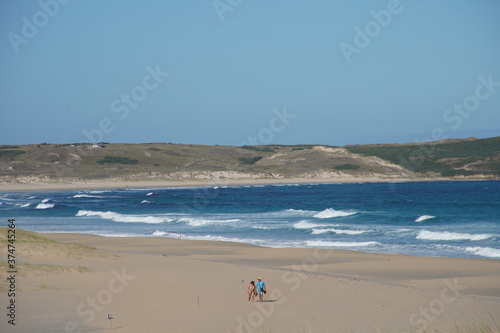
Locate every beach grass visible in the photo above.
<box><xmin>0</xmin><ymin>228</ymin><xmax>111</xmax><ymax>292</ymax></box>
<box><xmin>0</xmin><ymin>261</ymin><xmax>89</xmax><ymax>292</ymax></box>
<box><xmin>0</xmin><ymin>261</ymin><xmax>88</xmax><ymax>277</ymax></box>
<box><xmin>0</xmin><ymin>227</ymin><xmax>116</xmax><ymax>259</ymax></box>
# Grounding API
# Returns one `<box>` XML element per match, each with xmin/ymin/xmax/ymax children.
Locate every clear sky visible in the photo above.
<box><xmin>1</xmin><ymin>0</ymin><xmax>499</xmax><ymax>146</ymax></box>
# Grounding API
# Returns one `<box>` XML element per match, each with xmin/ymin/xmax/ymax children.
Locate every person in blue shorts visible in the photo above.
<box><xmin>256</xmin><ymin>277</ymin><xmax>266</xmax><ymax>303</ymax></box>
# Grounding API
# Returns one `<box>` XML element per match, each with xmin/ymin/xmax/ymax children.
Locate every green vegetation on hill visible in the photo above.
<box><xmin>97</xmin><ymin>156</ymin><xmax>139</xmax><ymax>165</ymax></box>
<box><xmin>241</xmin><ymin>146</ymin><xmax>276</xmax><ymax>152</ymax></box>
<box><xmin>346</xmin><ymin>137</ymin><xmax>500</xmax><ymax>177</ymax></box>
<box><xmin>334</xmin><ymin>163</ymin><xmax>360</xmax><ymax>171</ymax></box>
<box><xmin>0</xmin><ymin>150</ymin><xmax>25</xmax><ymax>159</ymax></box>
<box><xmin>0</xmin><ymin>145</ymin><xmax>26</xmax><ymax>160</ymax></box>
<box><xmin>0</xmin><ymin>137</ymin><xmax>498</xmax><ymax>182</ymax></box>
<box><xmin>238</xmin><ymin>156</ymin><xmax>263</xmax><ymax>165</ymax></box>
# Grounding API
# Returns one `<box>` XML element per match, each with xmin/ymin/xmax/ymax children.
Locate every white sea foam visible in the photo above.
<box><xmin>96</xmin><ymin>232</ymin><xmax>143</xmax><ymax>237</ymax></box>
<box><xmin>141</xmin><ymin>200</ymin><xmax>151</xmax><ymax>204</ymax></box>
<box><xmin>178</xmin><ymin>217</ymin><xmax>241</xmax><ymax>227</ymax></box>
<box><xmin>147</xmin><ymin>192</ymin><xmax>154</xmax><ymax>196</ymax></box>
<box><xmin>305</xmin><ymin>240</ymin><xmax>379</xmax><ymax>248</ymax></box>
<box><xmin>39</xmin><ymin>231</ymin><xmax>145</xmax><ymax>238</ymax></box>
<box><xmin>313</xmin><ymin>208</ymin><xmax>356</xmax><ymax>219</ymax></box>
<box><xmin>252</xmin><ymin>226</ymin><xmax>278</xmax><ymax>230</ymax></box>
<box><xmin>293</xmin><ymin>220</ymin><xmax>327</xmax><ymax>229</ymax></box>
<box><xmin>465</xmin><ymin>247</ymin><xmax>500</xmax><ymax>258</ymax></box>
<box><xmin>36</xmin><ymin>203</ymin><xmax>55</xmax><ymax>209</ymax></box>
<box><xmin>42</xmin><ymin>198</ymin><xmax>50</xmax><ymax>203</ymax></box>
<box><xmin>415</xmin><ymin>215</ymin><xmax>436</xmax><ymax>222</ymax></box>
<box><xmin>152</xmin><ymin>230</ymin><xmax>182</xmax><ymax>238</ymax></box>
<box><xmin>73</xmin><ymin>194</ymin><xmax>104</xmax><ymax>198</ymax></box>
<box><xmin>417</xmin><ymin>230</ymin><xmax>493</xmax><ymax>241</ymax></box>
<box><xmin>86</xmin><ymin>190</ymin><xmax>110</xmax><ymax>194</ymax></box>
<box><xmin>76</xmin><ymin>210</ymin><xmax>173</xmax><ymax>224</ymax></box>
<box><xmin>16</xmin><ymin>203</ymin><xmax>31</xmax><ymax>207</ymax></box>
<box><xmin>283</xmin><ymin>209</ymin><xmax>314</xmax><ymax>216</ymax></box>
<box><xmin>177</xmin><ymin>234</ymin><xmax>266</xmax><ymax>246</ymax></box>
<box><xmin>259</xmin><ymin>209</ymin><xmax>314</xmax><ymax>218</ymax></box>
<box><xmin>311</xmin><ymin>228</ymin><xmax>366</xmax><ymax>235</ymax></box>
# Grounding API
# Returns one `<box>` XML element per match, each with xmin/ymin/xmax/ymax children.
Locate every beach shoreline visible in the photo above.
<box><xmin>0</xmin><ymin>176</ymin><xmax>483</xmax><ymax>192</ymax></box>
<box><xmin>5</xmin><ymin>231</ymin><xmax>500</xmax><ymax>333</ymax></box>
<box><xmin>2</xmin><ymin>178</ymin><xmax>498</xmax><ymax>262</ymax></box>
<box><xmin>3</xmin><ymin>178</ymin><xmax>499</xmax><ymax>331</ymax></box>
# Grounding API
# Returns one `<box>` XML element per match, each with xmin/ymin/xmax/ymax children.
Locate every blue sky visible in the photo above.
<box><xmin>1</xmin><ymin>0</ymin><xmax>499</xmax><ymax>146</ymax></box>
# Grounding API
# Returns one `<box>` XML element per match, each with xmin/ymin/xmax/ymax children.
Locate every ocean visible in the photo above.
<box><xmin>1</xmin><ymin>180</ymin><xmax>499</xmax><ymax>259</ymax></box>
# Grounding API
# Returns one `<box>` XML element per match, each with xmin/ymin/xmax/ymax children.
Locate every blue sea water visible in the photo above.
<box><xmin>1</xmin><ymin>181</ymin><xmax>499</xmax><ymax>259</ymax></box>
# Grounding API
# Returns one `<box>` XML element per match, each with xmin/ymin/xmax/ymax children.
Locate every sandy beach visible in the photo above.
<box><xmin>2</xmin><ymin>231</ymin><xmax>499</xmax><ymax>333</ymax></box>
<box><xmin>0</xmin><ymin>176</ymin><xmax>464</xmax><ymax>193</ymax></box>
<box><xmin>3</xmin><ymin>0</ymin><xmax>499</xmax><ymax>331</ymax></box>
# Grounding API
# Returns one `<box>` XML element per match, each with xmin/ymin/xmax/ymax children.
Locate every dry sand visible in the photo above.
<box><xmin>0</xmin><ymin>176</ymin><xmax>456</xmax><ymax>193</ymax></box>
<box><xmin>2</xmin><ymin>233</ymin><xmax>499</xmax><ymax>333</ymax></box>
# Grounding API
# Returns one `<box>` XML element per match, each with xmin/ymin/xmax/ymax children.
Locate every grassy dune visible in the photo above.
<box><xmin>0</xmin><ymin>137</ymin><xmax>498</xmax><ymax>184</ymax></box>
<box><xmin>0</xmin><ymin>228</ymin><xmax>115</xmax><ymax>292</ymax></box>
<box><xmin>0</xmin><ymin>228</ymin><xmax>112</xmax><ymax>259</ymax></box>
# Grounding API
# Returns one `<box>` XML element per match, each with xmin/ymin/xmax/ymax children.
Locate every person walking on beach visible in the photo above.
<box><xmin>256</xmin><ymin>277</ymin><xmax>266</xmax><ymax>303</ymax></box>
<box><xmin>247</xmin><ymin>281</ymin><xmax>256</xmax><ymax>302</ymax></box>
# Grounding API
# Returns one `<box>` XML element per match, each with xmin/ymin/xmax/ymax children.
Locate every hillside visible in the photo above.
<box><xmin>346</xmin><ymin>136</ymin><xmax>500</xmax><ymax>177</ymax></box>
<box><xmin>0</xmin><ymin>137</ymin><xmax>498</xmax><ymax>185</ymax></box>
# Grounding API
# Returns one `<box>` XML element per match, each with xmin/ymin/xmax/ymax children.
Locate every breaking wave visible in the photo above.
<box><xmin>311</xmin><ymin>228</ymin><xmax>367</xmax><ymax>235</ymax></box>
<box><xmin>417</xmin><ymin>230</ymin><xmax>493</xmax><ymax>241</ymax></box>
<box><xmin>76</xmin><ymin>210</ymin><xmax>173</xmax><ymax>224</ymax></box>
<box><xmin>178</xmin><ymin>217</ymin><xmax>241</xmax><ymax>227</ymax></box>
<box><xmin>152</xmin><ymin>230</ymin><xmax>182</xmax><ymax>238</ymax></box>
<box><xmin>313</xmin><ymin>208</ymin><xmax>356</xmax><ymax>219</ymax></box>
<box><xmin>293</xmin><ymin>220</ymin><xmax>327</xmax><ymax>229</ymax></box>
<box><xmin>36</xmin><ymin>200</ymin><xmax>55</xmax><ymax>209</ymax></box>
<box><xmin>305</xmin><ymin>240</ymin><xmax>379</xmax><ymax>247</ymax></box>
<box><xmin>415</xmin><ymin>215</ymin><xmax>436</xmax><ymax>222</ymax></box>
<box><xmin>465</xmin><ymin>246</ymin><xmax>500</xmax><ymax>258</ymax></box>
